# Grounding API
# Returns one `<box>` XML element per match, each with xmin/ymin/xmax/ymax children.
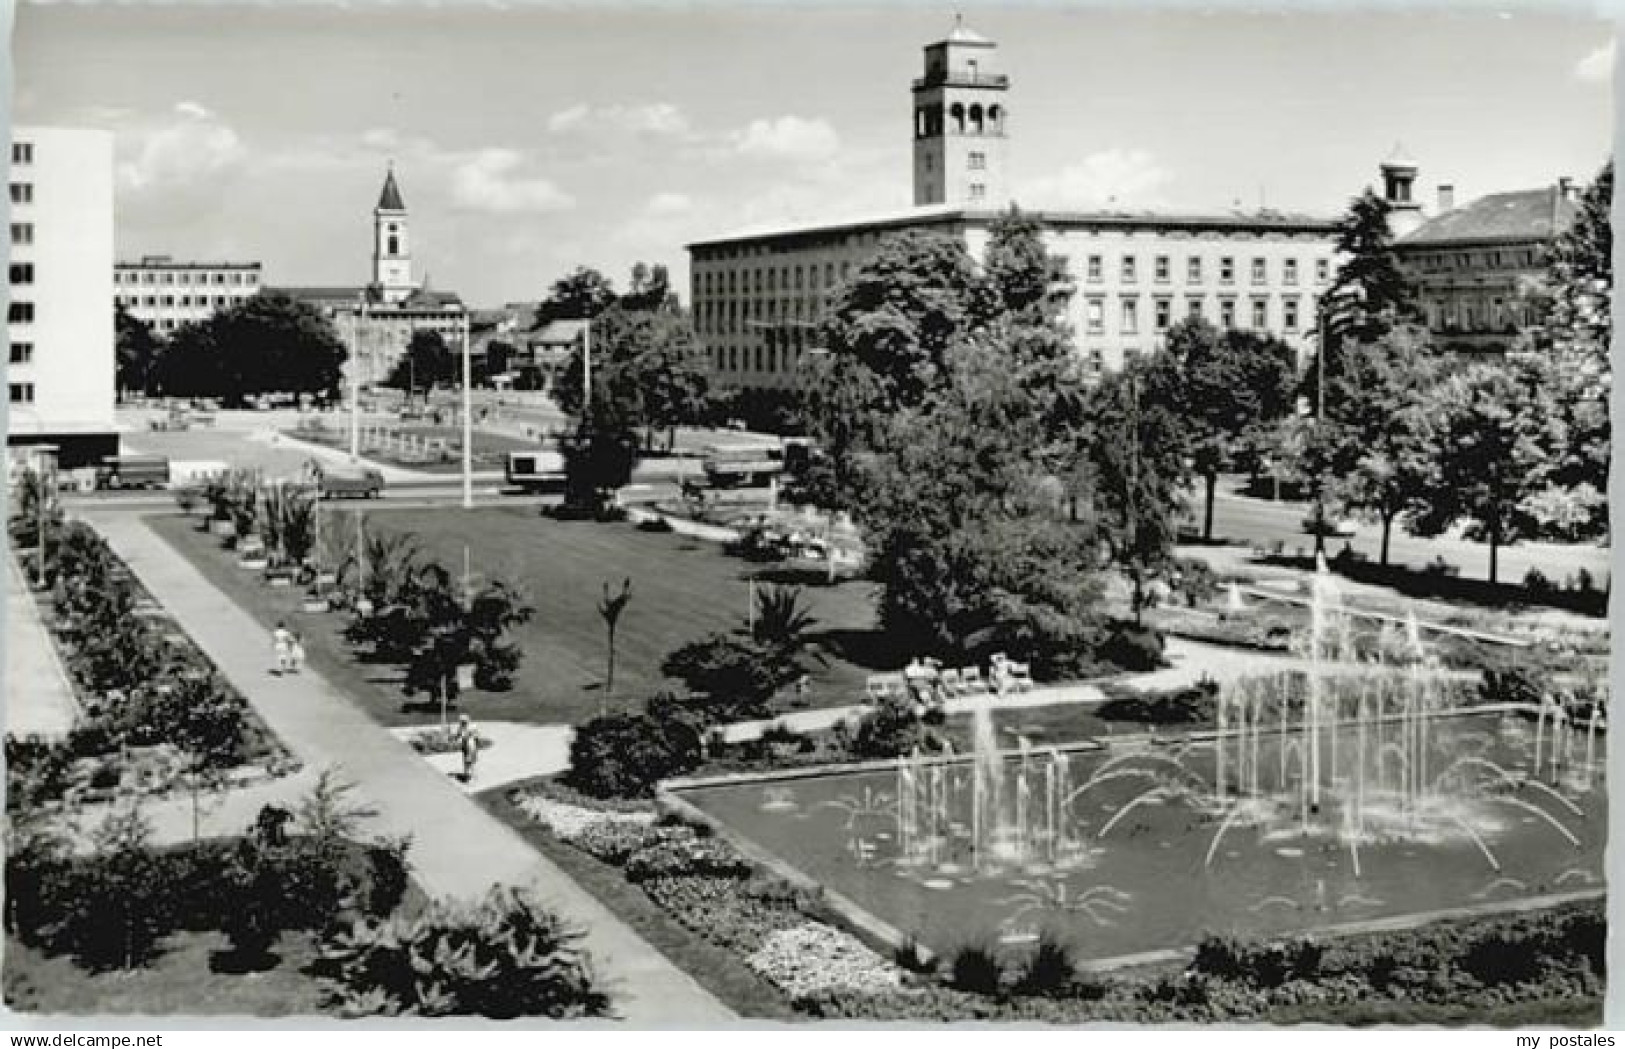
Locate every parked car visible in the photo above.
<box><xmin>1301</xmin><ymin>514</ymin><xmax>1358</xmax><ymax>538</ymax></box>
<box><xmin>94</xmin><ymin>454</ymin><xmax>171</xmax><ymax>491</ymax></box>
<box><xmin>316</xmin><ymin>466</ymin><xmax>385</xmax><ymax>500</ymax></box>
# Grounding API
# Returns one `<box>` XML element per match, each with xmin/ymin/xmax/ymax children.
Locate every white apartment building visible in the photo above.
<box><xmin>7</xmin><ymin>127</ymin><xmax>117</xmax><ymax>468</ymax></box>
<box><xmin>687</xmin><ymin>24</ymin><xmax>1338</xmax><ymax>393</ymax></box>
<box><xmin>114</xmin><ymin>256</ymin><xmax>263</xmax><ymax>334</ymax></box>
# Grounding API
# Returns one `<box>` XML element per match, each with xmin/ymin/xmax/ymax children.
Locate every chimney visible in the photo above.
<box><xmin>1436</xmin><ymin>185</ymin><xmax>1455</xmax><ymax>213</ymax></box>
<box><xmin>1558</xmin><ymin>176</ymin><xmax>1574</xmax><ymax>201</ymax></box>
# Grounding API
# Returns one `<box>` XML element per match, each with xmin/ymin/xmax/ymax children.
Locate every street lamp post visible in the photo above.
<box><xmin>349</xmin><ymin>298</ymin><xmax>363</xmax><ymax>463</ymax></box>
<box><xmin>581</xmin><ymin>318</ymin><xmax>592</xmax><ymax>416</ymax></box>
<box><xmin>462</xmin><ymin>319</ymin><xmax>473</xmax><ymax>510</ymax></box>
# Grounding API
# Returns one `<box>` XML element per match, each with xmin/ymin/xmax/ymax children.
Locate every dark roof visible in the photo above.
<box><xmin>688</xmin><ymin>204</ymin><xmax>1336</xmax><ymax>251</ymax></box>
<box><xmin>399</xmin><ymin>287</ymin><xmax>463</xmax><ymax>309</ymax></box>
<box><xmin>268</xmin><ymin>285</ymin><xmax>366</xmax><ymax>304</ymax></box>
<box><xmin>377</xmin><ymin>169</ymin><xmax>406</xmax><ymax>212</ymax></box>
<box><xmin>1399</xmin><ymin>186</ymin><xmax>1576</xmax><ymax>247</ymax></box>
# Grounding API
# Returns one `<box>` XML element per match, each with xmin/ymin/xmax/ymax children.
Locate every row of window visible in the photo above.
<box><xmin>696</xmin><ymin>259</ymin><xmax>855</xmax><ymax>297</ymax></box>
<box><xmin>119</xmin><ymin>293</ymin><xmax>251</xmax><ymax>309</ymax></box>
<box><xmin>11</xmin><ymin>223</ymin><xmax>32</xmax><ymax>245</ymax></box>
<box><xmin>695</xmin><ymin>296</ymin><xmax>827</xmax><ymax>336</ymax></box>
<box><xmin>115</xmin><ymin>270</ymin><xmax>259</xmax><ymax>286</ymax></box>
<box><xmin>1082</xmin><ymin>254</ymin><xmax>1330</xmax><ymax>286</ymax></box>
<box><xmin>10</xmin><ymin>383</ymin><xmax>33</xmax><ymax>405</ymax></box>
<box><xmin>711</xmin><ymin>341</ymin><xmax>809</xmax><ymax>375</ymax></box>
<box><xmin>1084</xmin><ymin>294</ymin><xmax>1315</xmax><ymax>334</ymax></box>
<box><xmin>10</xmin><ymin>263</ymin><xmax>32</xmax><ymax>286</ymax></box>
<box><xmin>9</xmin><ymin>302</ymin><xmax>34</xmax><ymax>324</ymax></box>
<box><xmin>9</xmin><ymin>183</ymin><xmax>32</xmax><ymax>205</ymax></box>
<box><xmin>12</xmin><ymin>142</ymin><xmax>33</xmax><ymax>166</ymax></box>
<box><xmin>1405</xmin><ymin>247</ymin><xmax>1544</xmax><ymax>274</ymax></box>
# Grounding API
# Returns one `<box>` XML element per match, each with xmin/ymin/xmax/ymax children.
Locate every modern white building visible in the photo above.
<box><xmin>687</xmin><ymin>24</ymin><xmax>1339</xmax><ymax>394</ymax></box>
<box><xmin>114</xmin><ymin>256</ymin><xmax>263</xmax><ymax>334</ymax></box>
<box><xmin>7</xmin><ymin>127</ymin><xmax>118</xmax><ymax>468</ymax></box>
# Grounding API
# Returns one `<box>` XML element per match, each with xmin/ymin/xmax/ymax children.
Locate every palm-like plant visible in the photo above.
<box><xmin>749</xmin><ymin>583</ymin><xmax>820</xmax><ymax>654</ymax></box>
<box><xmin>261</xmin><ymin>485</ymin><xmax>319</xmax><ymax>567</ymax></box>
<box><xmin>596</xmin><ymin>578</ymin><xmax>633</xmax><ymax>711</ymax></box>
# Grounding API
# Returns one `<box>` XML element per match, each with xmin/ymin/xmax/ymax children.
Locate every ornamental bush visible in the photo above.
<box><xmin>313</xmin><ymin>886</ymin><xmax>612</xmax><ymax>1019</ymax></box>
<box><xmin>565</xmin><ymin>712</ymin><xmax>701</xmax><ymax>798</ymax></box>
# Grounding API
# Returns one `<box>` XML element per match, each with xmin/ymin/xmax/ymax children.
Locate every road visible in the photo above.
<box><xmin>1194</xmin><ymin>480</ymin><xmax>1609</xmax><ymax>587</ymax></box>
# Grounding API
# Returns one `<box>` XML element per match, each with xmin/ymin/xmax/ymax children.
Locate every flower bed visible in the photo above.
<box><xmin>9</xmin><ymin>521</ymin><xmax>295</xmax><ymax>813</ymax></box>
<box><xmin>508</xmin><ymin>782</ymin><xmax>907</xmax><ymax>1008</ymax></box>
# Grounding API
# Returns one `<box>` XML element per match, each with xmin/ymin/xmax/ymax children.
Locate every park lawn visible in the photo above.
<box><xmin>285</xmin><ymin>424</ymin><xmax>537</xmax><ymax>473</ymax></box>
<box><xmin>148</xmin><ymin>507</ymin><xmax>889</xmax><ymax>728</ymax></box>
<box><xmin>3</xmin><ymin>932</ymin><xmax>324</xmax><ymax>1017</ymax></box>
<box><xmin>477</xmin><ymin>784</ymin><xmax>800</xmax><ymax>1021</ymax></box>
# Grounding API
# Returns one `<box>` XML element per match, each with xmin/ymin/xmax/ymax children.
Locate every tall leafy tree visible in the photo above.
<box><xmin>534</xmin><ymin>267</ymin><xmax>618</xmax><ymax>327</ymax></box>
<box><xmin>552</xmin><ymin>305</ymin><xmax>710</xmax><ymax>450</ymax></box>
<box><xmin>1161</xmin><ymin>320</ymin><xmax>1298</xmax><ymax>541</ymax></box>
<box><xmin>1518</xmin><ymin>160</ymin><xmax>1612</xmax><ymax>542</ymax></box>
<box><xmin>621</xmin><ymin>262</ymin><xmax>676</xmax><ymax>313</ymax></box>
<box><xmin>1409</xmin><ymin>360</ymin><xmax>1563</xmax><ymax>583</ymax></box>
<box><xmin>383</xmin><ymin>329</ymin><xmax>457</xmax><ymax>398</ymax></box>
<box><xmin>114</xmin><ymin>305</ymin><xmax>164</xmax><ymax>398</ymax></box>
<box><xmin>155</xmin><ymin>293</ymin><xmax>347</xmax><ymax>404</ymax></box>
<box><xmin>1308</xmin><ymin>188</ymin><xmax>1421</xmax><ymax>408</ymax></box>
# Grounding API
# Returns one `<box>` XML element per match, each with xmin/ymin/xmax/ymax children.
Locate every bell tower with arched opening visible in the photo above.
<box><xmin>912</xmin><ymin>19</ymin><xmax>1009</xmax><ymax>207</ymax></box>
<box><xmin>372</xmin><ymin>166</ymin><xmax>414</xmax><ymax>303</ymax></box>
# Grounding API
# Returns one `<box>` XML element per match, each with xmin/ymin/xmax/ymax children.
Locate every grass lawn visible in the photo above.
<box><xmin>4</xmin><ymin>932</ymin><xmax>324</xmax><ymax>1017</ymax></box>
<box><xmin>477</xmin><ymin>784</ymin><xmax>800</xmax><ymax>1021</ymax></box>
<box><xmin>149</xmin><ymin>506</ymin><xmax>889</xmax><ymax>728</ymax></box>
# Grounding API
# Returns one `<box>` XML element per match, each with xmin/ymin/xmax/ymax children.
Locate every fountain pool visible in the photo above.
<box><xmin>668</xmin><ymin>704</ymin><xmax>1605</xmax><ymax>963</ymax></box>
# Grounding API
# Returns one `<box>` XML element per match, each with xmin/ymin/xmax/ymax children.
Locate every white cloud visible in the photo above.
<box><xmin>728</xmin><ymin>115</ymin><xmax>840</xmax><ymax>162</ymax></box>
<box><xmin>1018</xmin><ymin>149</ymin><xmax>1172</xmax><ymax>210</ymax></box>
<box><xmin>117</xmin><ymin>103</ymin><xmax>245</xmax><ymax>193</ymax></box>
<box><xmin>360</xmin><ymin>127</ymin><xmax>403</xmax><ymax>152</ymax></box>
<box><xmin>1575</xmin><ymin>40</ymin><xmax>1614</xmax><ymax>83</ymax></box>
<box><xmin>646</xmin><ymin>191</ymin><xmax>693</xmax><ymax>216</ymax></box>
<box><xmin>546</xmin><ymin>102</ymin><xmax>689</xmax><ymax>136</ymax></box>
<box><xmin>450</xmin><ymin>148</ymin><xmax>575</xmax><ymax>214</ymax></box>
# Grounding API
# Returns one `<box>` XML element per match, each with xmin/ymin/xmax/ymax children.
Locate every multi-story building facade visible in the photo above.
<box><xmin>275</xmin><ymin>169</ymin><xmax>467</xmax><ymax>388</ymax></box>
<box><xmin>7</xmin><ymin>127</ymin><xmax>118</xmax><ymax>468</ymax></box>
<box><xmin>688</xmin><ymin>25</ymin><xmax>1338</xmax><ymax>392</ymax></box>
<box><xmin>113</xmin><ymin>256</ymin><xmax>262</xmax><ymax>333</ymax></box>
<box><xmin>1392</xmin><ymin>177</ymin><xmax>1579</xmax><ymax>356</ymax></box>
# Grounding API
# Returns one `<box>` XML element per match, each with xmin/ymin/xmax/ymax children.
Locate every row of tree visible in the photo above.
<box><xmin>117</xmin><ymin>293</ymin><xmax>349</xmax><ymax>404</ymax></box>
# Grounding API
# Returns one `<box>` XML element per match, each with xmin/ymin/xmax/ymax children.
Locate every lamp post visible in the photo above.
<box><xmin>349</xmin><ymin>297</ymin><xmax>363</xmax><ymax>463</ymax></box>
<box><xmin>462</xmin><ymin>318</ymin><xmax>473</xmax><ymax>510</ymax></box>
<box><xmin>581</xmin><ymin>318</ymin><xmax>592</xmax><ymax>417</ymax></box>
<box><xmin>1313</xmin><ymin>309</ymin><xmax>1328</xmax><ymax>557</ymax></box>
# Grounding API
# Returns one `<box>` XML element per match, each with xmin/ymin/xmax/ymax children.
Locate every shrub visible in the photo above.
<box><xmin>1096</xmin><ymin>677</ymin><xmax>1218</xmax><ymax>724</ymax></box>
<box><xmin>565</xmin><ymin>713</ymin><xmax>702</xmax><ymax>798</ymax></box>
<box><xmin>1012</xmin><ymin>931</ymin><xmax>1077</xmax><ymax>997</ymax></box>
<box><xmin>314</xmin><ymin>886</ymin><xmax>611</xmax><ymax>1019</ymax></box>
<box><xmin>623</xmin><ymin>835</ymin><xmax>752</xmax><ymax>883</ymax></box>
<box><xmin>1099</xmin><ymin>621</ymin><xmax>1166</xmax><ymax>672</ymax></box>
<box><xmin>1478</xmin><ymin>664</ymin><xmax>1542</xmax><ymax>709</ymax></box>
<box><xmin>894</xmin><ymin>935</ymin><xmax>936</xmax><ymax>975</ymax></box>
<box><xmin>660</xmin><ymin>634</ymin><xmax>799</xmax><ymax>723</ymax></box>
<box><xmin>1524</xmin><ymin>568</ymin><xmax>1554</xmax><ymax>598</ymax></box>
<box><xmin>949</xmin><ymin>942</ymin><xmax>1004</xmax><ymax>996</ymax></box>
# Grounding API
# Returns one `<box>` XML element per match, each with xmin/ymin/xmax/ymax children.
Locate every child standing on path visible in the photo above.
<box><xmin>272</xmin><ymin>621</ymin><xmax>293</xmax><ymax>675</ymax></box>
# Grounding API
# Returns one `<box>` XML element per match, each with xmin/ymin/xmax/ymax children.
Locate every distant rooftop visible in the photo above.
<box><xmin>119</xmin><ymin>257</ymin><xmax>261</xmax><ymax>270</ymax></box>
<box><xmin>688</xmin><ymin>202</ymin><xmax>1337</xmax><ymax>250</ymax></box>
<box><xmin>1399</xmin><ymin>186</ymin><xmax>1577</xmax><ymax>247</ymax></box>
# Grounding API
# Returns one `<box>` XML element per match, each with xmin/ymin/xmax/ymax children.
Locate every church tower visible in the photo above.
<box><xmin>372</xmin><ymin>167</ymin><xmax>415</xmax><ymax>303</ymax></box>
<box><xmin>912</xmin><ymin>19</ymin><xmax>1010</xmax><ymax>207</ymax></box>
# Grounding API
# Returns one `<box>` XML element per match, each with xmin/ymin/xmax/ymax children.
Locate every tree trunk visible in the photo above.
<box><xmin>1203</xmin><ymin>472</ymin><xmax>1217</xmax><ymax>542</ymax></box>
<box><xmin>1380</xmin><ymin>513</ymin><xmax>1394</xmax><ymax>567</ymax></box>
<box><xmin>1489</xmin><ymin>519</ymin><xmax>1500</xmax><ymax>585</ymax></box>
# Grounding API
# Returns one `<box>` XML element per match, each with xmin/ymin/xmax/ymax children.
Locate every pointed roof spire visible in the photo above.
<box><xmin>1382</xmin><ymin>142</ymin><xmax>1417</xmax><ymax>170</ymax></box>
<box><xmin>377</xmin><ymin>165</ymin><xmax>406</xmax><ymax>211</ymax></box>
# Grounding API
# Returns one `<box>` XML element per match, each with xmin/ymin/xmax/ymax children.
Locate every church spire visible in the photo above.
<box><xmin>377</xmin><ymin>165</ymin><xmax>406</xmax><ymax>212</ymax></box>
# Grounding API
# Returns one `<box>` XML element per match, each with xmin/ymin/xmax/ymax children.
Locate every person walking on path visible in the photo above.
<box><xmin>272</xmin><ymin>621</ymin><xmax>293</xmax><ymax>675</ymax></box>
<box><xmin>290</xmin><ymin>631</ymin><xmax>307</xmax><ymax>675</ymax></box>
<box><xmin>455</xmin><ymin>714</ymin><xmax>480</xmax><ymax>783</ymax></box>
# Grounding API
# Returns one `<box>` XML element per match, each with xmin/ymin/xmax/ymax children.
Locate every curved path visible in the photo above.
<box><xmin>86</xmin><ymin>511</ymin><xmax>734</xmax><ymax>1025</ymax></box>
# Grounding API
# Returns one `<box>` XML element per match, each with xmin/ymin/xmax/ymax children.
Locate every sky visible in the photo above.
<box><xmin>11</xmin><ymin>1</ymin><xmax>1614</xmax><ymax>309</ymax></box>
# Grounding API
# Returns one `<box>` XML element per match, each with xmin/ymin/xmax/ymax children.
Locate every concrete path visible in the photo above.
<box><xmin>64</xmin><ymin>768</ymin><xmax>322</xmax><ymax>853</ymax></box>
<box><xmin>4</xmin><ymin>553</ymin><xmax>80</xmax><ymax>739</ymax></box>
<box><xmin>389</xmin><ymin>721</ymin><xmax>572</xmax><ymax>796</ymax></box>
<box><xmin>89</xmin><ymin>512</ymin><xmax>734</xmax><ymax>1024</ymax></box>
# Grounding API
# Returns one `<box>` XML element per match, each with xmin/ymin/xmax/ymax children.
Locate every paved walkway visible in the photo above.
<box><xmin>89</xmin><ymin>512</ymin><xmax>734</xmax><ymax>1024</ymax></box>
<box><xmin>4</xmin><ymin>553</ymin><xmax>80</xmax><ymax>739</ymax></box>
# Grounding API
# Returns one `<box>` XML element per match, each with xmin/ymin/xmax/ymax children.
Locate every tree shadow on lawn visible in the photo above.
<box><xmin>808</xmin><ymin>627</ymin><xmax>907</xmax><ymax>672</ymax></box>
<box><xmin>207</xmin><ymin>946</ymin><xmax>283</xmax><ymax>976</ymax></box>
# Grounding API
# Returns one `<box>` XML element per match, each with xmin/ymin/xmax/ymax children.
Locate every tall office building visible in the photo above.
<box><xmin>7</xmin><ymin>127</ymin><xmax>117</xmax><ymax>468</ymax></box>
